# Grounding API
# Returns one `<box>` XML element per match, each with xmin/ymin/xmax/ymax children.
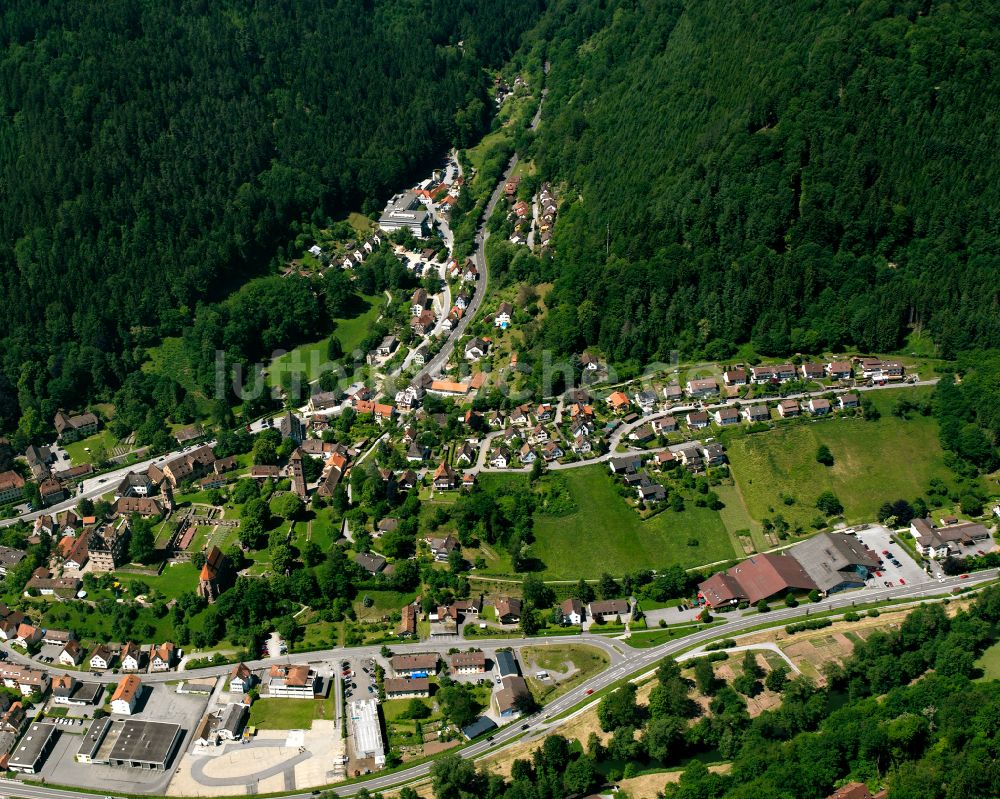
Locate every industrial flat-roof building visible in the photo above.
<box><xmin>77</xmin><ymin>716</ymin><xmax>114</xmax><ymax>764</ymax></box>
<box><xmin>107</xmin><ymin>720</ymin><xmax>183</xmax><ymax>770</ymax></box>
<box><xmin>379</xmin><ymin>192</ymin><xmax>431</xmax><ymax>237</ymax></box>
<box><xmin>9</xmin><ymin>723</ymin><xmax>57</xmax><ymax>773</ymax></box>
<box><xmin>349</xmin><ymin>699</ymin><xmax>385</xmax><ymax>767</ymax></box>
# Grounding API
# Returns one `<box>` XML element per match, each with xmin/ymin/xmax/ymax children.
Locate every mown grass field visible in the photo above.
<box><xmin>725</xmin><ymin>388</ymin><xmax>960</xmax><ymax>528</ymax></box>
<box><xmin>975</xmin><ymin>641</ymin><xmax>1000</xmax><ymax>681</ymax></box>
<box><xmin>63</xmin><ymin>429</ymin><xmax>121</xmax><ymax>466</ymax></box>
<box><xmin>482</xmin><ymin>466</ymin><xmax>737</xmax><ymax>579</ymax></box>
<box><xmin>248</xmin><ymin>695</ymin><xmax>336</xmax><ymax>729</ymax></box>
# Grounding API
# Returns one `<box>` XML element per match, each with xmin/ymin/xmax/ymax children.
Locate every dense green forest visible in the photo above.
<box><xmin>525</xmin><ymin>0</ymin><xmax>1000</xmax><ymax>363</ymax></box>
<box><xmin>0</xmin><ymin>0</ymin><xmax>541</xmax><ymax>432</ymax></box>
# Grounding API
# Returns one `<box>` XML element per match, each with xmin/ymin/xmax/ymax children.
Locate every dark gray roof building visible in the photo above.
<box><xmin>108</xmin><ymin>720</ymin><xmax>184</xmax><ymax>770</ymax></box>
<box><xmin>790</xmin><ymin>532</ymin><xmax>879</xmax><ymax>594</ymax></box>
<box><xmin>9</xmin><ymin>723</ymin><xmax>57</xmax><ymax>773</ymax></box>
<box><xmin>494</xmin><ymin>649</ymin><xmax>520</xmax><ymax>678</ymax></box>
<box><xmin>462</xmin><ymin>716</ymin><xmax>498</xmax><ymax>740</ymax></box>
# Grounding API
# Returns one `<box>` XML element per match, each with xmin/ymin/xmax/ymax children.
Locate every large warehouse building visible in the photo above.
<box><xmin>698</xmin><ymin>533</ymin><xmax>881</xmax><ymax>607</ymax></box>
<box><xmin>77</xmin><ymin>718</ymin><xmax>183</xmax><ymax>770</ymax></box>
<box><xmin>791</xmin><ymin>532</ymin><xmax>879</xmax><ymax>594</ymax></box>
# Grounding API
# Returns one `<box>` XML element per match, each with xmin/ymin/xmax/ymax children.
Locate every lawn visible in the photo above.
<box><xmin>63</xmin><ymin>429</ymin><xmax>121</xmax><ymax>466</ymax></box>
<box><xmin>248</xmin><ymin>697</ymin><xmax>332</xmax><ymax>730</ymax></box>
<box><xmin>354</xmin><ymin>590</ymin><xmax>416</xmax><ymax>621</ymax></box>
<box><xmin>725</xmin><ymin>391</ymin><xmax>963</xmax><ymax>529</ymax></box>
<box><xmin>267</xmin><ymin>293</ymin><xmax>384</xmax><ymax>386</ymax></box>
<box><xmin>975</xmin><ymin>641</ymin><xmax>1000</xmax><ymax>681</ymax></box>
<box><xmin>133</xmin><ymin>561</ymin><xmax>200</xmax><ymax>598</ymax></box>
<box><xmin>481</xmin><ymin>466</ymin><xmax>738</xmax><ymax>579</ymax></box>
<box><xmin>522</xmin><ymin>643</ymin><xmax>610</xmax><ymax>704</ymax></box>
<box><xmin>308</xmin><ymin>508</ymin><xmax>340</xmax><ymax>549</ymax></box>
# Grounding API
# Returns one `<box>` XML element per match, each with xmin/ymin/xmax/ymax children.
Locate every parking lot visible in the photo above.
<box><xmin>34</xmin><ymin>683</ymin><xmax>210</xmax><ymax>793</ymax></box>
<box><xmin>854</xmin><ymin>525</ymin><xmax>932</xmax><ymax>588</ymax></box>
<box><xmin>341</xmin><ymin>656</ymin><xmax>377</xmax><ymax>703</ymax></box>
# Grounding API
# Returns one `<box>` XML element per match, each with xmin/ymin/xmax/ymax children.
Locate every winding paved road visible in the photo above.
<box><xmin>1</xmin><ymin>570</ymin><xmax>993</xmax><ymax>799</ymax></box>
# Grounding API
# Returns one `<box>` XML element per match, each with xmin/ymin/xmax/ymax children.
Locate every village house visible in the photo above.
<box><xmin>662</xmin><ymin>384</ymin><xmax>684</xmax><ymax>403</ymax></box>
<box><xmin>494</xmin><ymin>302</ymin><xmax>513</xmax><ymax>328</ymax></box>
<box><xmin>778</xmin><ymin>399</ymin><xmax>801</xmax><ymax>418</ymax></box>
<box><xmin>839</xmin><ymin>393</ymin><xmax>860</xmax><ymax>409</ymax></box>
<box><xmin>654</xmin><ymin>450</ymin><xmax>676</xmax><ymax>469</ymax></box>
<box><xmin>713</xmin><ymin>407</ymin><xmax>740</xmax><ymax>426</ymax></box>
<box><xmin>384</xmin><ymin>678</ymin><xmax>430</xmax><ymax>699</ymax></box>
<box><xmin>0</xmin><ymin>546</ymin><xmax>25</xmax><ymax>577</ymax></box>
<box><xmin>723</xmin><ymin>368</ymin><xmax>747</xmax><ymax>387</ymax></box>
<box><xmin>686</xmin><ymin>411</ymin><xmax>710</xmax><ymax>429</ymax></box>
<box><xmin>589</xmin><ymin>599</ymin><xmax>631</xmax><ymax>623</ymax></box>
<box><xmin>374</xmin><ymin>336</ymin><xmax>399</xmax><ymax>359</ymax></box>
<box><xmin>433</xmin><ymin>461</ymin><xmax>457</xmax><ymax>490</ymax></box>
<box><xmin>451</xmin><ymin>651</ymin><xmax>487</xmax><ymax>675</ymax></box>
<box><xmin>120</xmin><ymin>642</ymin><xmax>142</xmax><ymax>673</ymax></box>
<box><xmin>89</xmin><ymin>645</ymin><xmax>114</xmax><ymax>671</ymax></box>
<box><xmin>826</xmin><ymin>360</ymin><xmax>854</xmax><ymax>380</ymax></box>
<box><xmin>410</xmin><ymin>288</ymin><xmax>430</xmax><ymax>316</ymax></box>
<box><xmin>148</xmin><ymin>643</ymin><xmax>176</xmax><ymax>672</ymax></box>
<box><xmin>490</xmin><ymin>447</ymin><xmax>511</xmax><ymax>469</ymax></box>
<box><xmin>800</xmin><ymin>362</ymin><xmax>825</xmax><ymax>381</ymax></box>
<box><xmin>542</xmin><ymin>441</ymin><xmax>563</xmax><ymax>461</ymax></box>
<box><xmin>111</xmin><ymin>675</ymin><xmax>142</xmax><ymax>715</ymax></box>
<box><xmin>743</xmin><ymin>405</ymin><xmax>770</xmax><ymax>423</ymax></box>
<box><xmin>0</xmin><ymin>472</ymin><xmax>26</xmax><ymax>505</ymax></box>
<box><xmin>428</xmin><ymin>535</ymin><xmax>458</xmax><ymax>562</ymax></box>
<box><xmin>561</xmin><ymin>599</ymin><xmax>586</xmax><ymax>625</ymax></box>
<box><xmin>686</xmin><ymin>378</ymin><xmax>718</xmax><ymax>398</ymax></box>
<box><xmin>495</xmin><ymin>597</ymin><xmax>522</xmax><ymax>625</ymax></box>
<box><xmin>59</xmin><ymin>640</ymin><xmax>83</xmax><ymax>667</ymax></box>
<box><xmin>390</xmin><ymin>654</ymin><xmax>439</xmax><ymax>678</ymax></box>
<box><xmin>54</xmin><ymin>410</ymin><xmax>99</xmax><ymax>443</ymax></box>
<box><xmin>608</xmin><ymin>455</ymin><xmax>643</xmax><ymax>475</ymax></box>
<box><xmin>229</xmin><ymin>663</ymin><xmax>256</xmax><ymax>694</ymax></box>
<box><xmin>808</xmin><ymin>397</ymin><xmax>832</xmax><ymax>415</ymax></box>
<box><xmin>634</xmin><ymin>391</ymin><xmax>658</xmax><ymax>414</ymax></box>
<box><xmin>465</xmin><ymin>337</ymin><xmax>491</xmax><ymax>360</ymax></box>
<box><xmin>0</xmin><ymin>664</ymin><xmax>49</xmax><ymax>696</ymax></box>
<box><xmin>354</xmin><ymin>552</ymin><xmax>387</xmax><ymax>575</ymax></box>
<box><xmin>606</xmin><ymin>391</ymin><xmax>631</xmax><ymax>412</ymax></box>
<box><xmin>38</xmin><ymin>478</ymin><xmax>66</xmax><ymax>506</ymax></box>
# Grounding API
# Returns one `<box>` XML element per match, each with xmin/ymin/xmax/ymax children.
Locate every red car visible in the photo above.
<box><xmin>874</xmin><ymin>571</ymin><xmax>881</xmax><ymax>577</ymax></box>
<box><xmin>899</xmin><ymin>578</ymin><xmax>906</xmax><ymax>585</ymax></box>
<box><xmin>881</xmin><ymin>549</ymin><xmax>890</xmax><ymax>555</ymax></box>
<box><xmin>585</xmin><ymin>689</ymin><xmax>594</xmax><ymax>695</ymax></box>
<box><xmin>960</xmin><ymin>574</ymin><xmax>969</xmax><ymax>579</ymax></box>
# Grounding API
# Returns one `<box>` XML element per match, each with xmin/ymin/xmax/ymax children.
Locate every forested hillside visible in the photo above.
<box><xmin>530</xmin><ymin>0</ymin><xmax>1000</xmax><ymax>363</ymax></box>
<box><xmin>0</xmin><ymin>0</ymin><xmax>540</xmax><ymax>430</ymax></box>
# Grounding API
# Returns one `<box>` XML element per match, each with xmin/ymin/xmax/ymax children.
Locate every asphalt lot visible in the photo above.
<box><xmin>855</xmin><ymin>525</ymin><xmax>931</xmax><ymax>589</ymax></box>
<box><xmin>34</xmin><ymin>684</ymin><xmax>210</xmax><ymax>792</ymax></box>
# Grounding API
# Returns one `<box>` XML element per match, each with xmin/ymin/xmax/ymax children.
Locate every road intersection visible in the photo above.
<box><xmin>0</xmin><ymin>570</ymin><xmax>992</xmax><ymax>798</ymax></box>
